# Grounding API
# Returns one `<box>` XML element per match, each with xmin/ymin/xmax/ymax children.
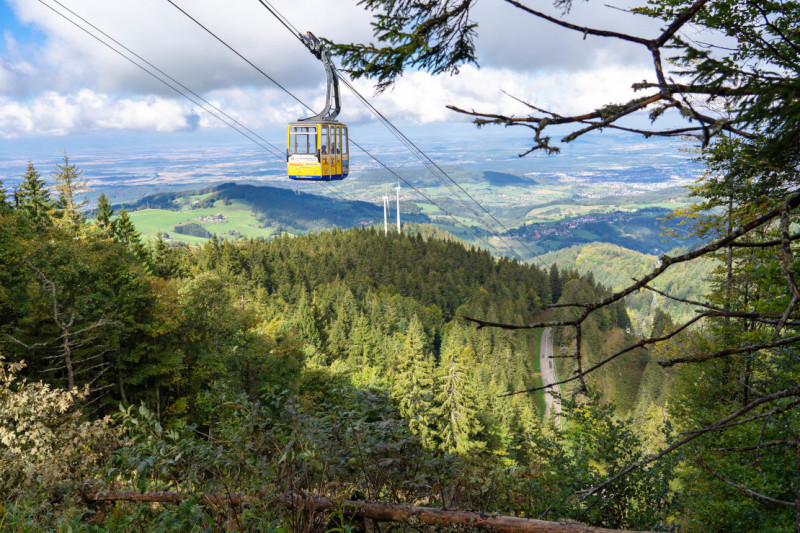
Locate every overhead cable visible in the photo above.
<box><xmin>165</xmin><ymin>0</ymin><xmax>502</xmax><ymax>254</ymax></box>
<box><xmin>40</xmin><ymin>0</ymin><xmax>387</xmax><ymax>225</ymax></box>
<box><xmin>251</xmin><ymin>0</ymin><xmax>545</xmax><ymax>266</ymax></box>
<box><xmin>38</xmin><ymin>0</ymin><xmax>284</xmax><ymax>159</ymax></box>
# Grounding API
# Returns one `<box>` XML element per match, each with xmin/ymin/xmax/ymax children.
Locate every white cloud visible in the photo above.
<box><xmin>5</xmin><ymin>0</ymin><xmax>374</xmax><ymax>95</ymax></box>
<box><xmin>0</xmin><ymin>0</ymin><xmax>668</xmax><ymax>139</ymax></box>
<box><xmin>0</xmin><ymin>61</ymin><xmax>656</xmax><ymax>138</ymax></box>
<box><xmin>342</xmin><ymin>64</ymin><xmax>654</xmax><ymax>124</ymax></box>
<box><xmin>0</xmin><ymin>90</ymin><xmax>195</xmax><ymax>138</ymax></box>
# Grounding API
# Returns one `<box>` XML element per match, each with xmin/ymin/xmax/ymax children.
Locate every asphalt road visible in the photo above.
<box><xmin>540</xmin><ymin>327</ymin><xmax>562</xmax><ymax>421</ymax></box>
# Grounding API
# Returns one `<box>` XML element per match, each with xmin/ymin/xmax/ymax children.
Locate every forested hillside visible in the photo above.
<box><xmin>543</xmin><ymin>242</ymin><xmax>716</xmax><ymax>330</ymax></box>
<box><xmin>2</xmin><ymin>165</ymin><xmax>660</xmax><ymax>531</ymax></box>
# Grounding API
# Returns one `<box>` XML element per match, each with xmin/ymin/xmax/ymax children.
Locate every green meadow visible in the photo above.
<box><xmin>129</xmin><ymin>199</ymin><xmax>274</xmax><ymax>244</ymax></box>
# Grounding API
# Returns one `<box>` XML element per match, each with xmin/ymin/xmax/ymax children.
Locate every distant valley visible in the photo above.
<box><xmin>3</xmin><ymin>126</ymin><xmax>703</xmax><ymax>258</ymax></box>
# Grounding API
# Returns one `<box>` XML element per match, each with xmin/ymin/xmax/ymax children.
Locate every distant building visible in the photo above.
<box><xmin>199</xmin><ymin>213</ymin><xmax>227</xmax><ymax>222</ymax></box>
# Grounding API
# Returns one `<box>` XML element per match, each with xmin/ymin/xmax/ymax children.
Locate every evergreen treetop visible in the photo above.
<box><xmin>17</xmin><ymin>162</ymin><xmax>55</xmax><ymax>226</ymax></box>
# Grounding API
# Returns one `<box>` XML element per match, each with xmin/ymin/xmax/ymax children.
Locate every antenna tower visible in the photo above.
<box><xmin>396</xmin><ymin>181</ymin><xmax>401</xmax><ymax>233</ymax></box>
<box><xmin>383</xmin><ymin>194</ymin><xmax>389</xmax><ymax>236</ymax></box>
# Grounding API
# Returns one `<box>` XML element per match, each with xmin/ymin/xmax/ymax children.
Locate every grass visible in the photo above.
<box><xmin>129</xmin><ymin>199</ymin><xmax>275</xmax><ymax>244</ymax></box>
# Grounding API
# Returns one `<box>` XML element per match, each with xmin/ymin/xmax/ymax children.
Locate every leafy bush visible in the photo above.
<box><xmin>0</xmin><ymin>356</ymin><xmax>121</xmax><ymax>501</ymax></box>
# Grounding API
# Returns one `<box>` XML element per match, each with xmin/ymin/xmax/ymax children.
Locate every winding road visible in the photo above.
<box><xmin>539</xmin><ymin>327</ymin><xmax>562</xmax><ymax>421</ymax></box>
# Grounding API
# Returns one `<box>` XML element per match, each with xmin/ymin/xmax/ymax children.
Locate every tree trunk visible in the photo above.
<box><xmin>83</xmin><ymin>491</ymin><xmax>653</xmax><ymax>532</ymax></box>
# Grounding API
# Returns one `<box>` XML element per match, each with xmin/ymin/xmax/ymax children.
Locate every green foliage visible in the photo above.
<box><xmin>94</xmin><ymin>192</ymin><xmax>114</xmax><ymax>231</ymax></box>
<box><xmin>545</xmin><ymin>242</ymin><xmax>716</xmax><ymax>328</ymax></box>
<box><xmin>16</xmin><ymin>162</ymin><xmax>55</xmax><ymax>227</ymax></box>
<box><xmin>556</xmin><ymin>394</ymin><xmax>678</xmax><ymax>529</ymax></box>
<box><xmin>173</xmin><ymin>221</ymin><xmax>213</xmax><ymax>239</ymax></box>
<box><xmin>1</xmin><ymin>188</ymin><xmax>678</xmax><ymax>530</ymax></box>
<box><xmin>0</xmin><ymin>357</ymin><xmax>120</xmax><ymax>501</ymax></box>
<box><xmin>52</xmin><ymin>153</ymin><xmax>90</xmax><ymax>226</ymax></box>
<box><xmin>329</xmin><ymin>0</ymin><xmax>477</xmax><ymax>92</ymax></box>
<box><xmin>635</xmin><ymin>0</ymin><xmax>800</xmax><ymax>166</ymax></box>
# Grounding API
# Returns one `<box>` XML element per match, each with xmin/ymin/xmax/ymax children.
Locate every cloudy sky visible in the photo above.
<box><xmin>0</xmin><ymin>0</ymin><xmax>666</xmax><ymax>141</ymax></box>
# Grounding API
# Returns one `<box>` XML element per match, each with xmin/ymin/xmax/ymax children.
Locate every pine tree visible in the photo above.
<box><xmin>17</xmin><ymin>162</ymin><xmax>54</xmax><ymax>226</ymax></box>
<box><xmin>112</xmin><ymin>207</ymin><xmax>151</xmax><ymax>269</ymax></box>
<box><xmin>94</xmin><ymin>193</ymin><xmax>114</xmax><ymax>230</ymax></box>
<box><xmin>348</xmin><ymin>313</ymin><xmax>380</xmax><ymax>368</ymax></box>
<box><xmin>434</xmin><ymin>341</ymin><xmax>484</xmax><ymax>454</ymax></box>
<box><xmin>151</xmin><ymin>234</ymin><xmax>182</xmax><ymax>279</ymax></box>
<box><xmin>549</xmin><ymin>264</ymin><xmax>562</xmax><ymax>304</ymax></box>
<box><xmin>53</xmin><ymin>153</ymin><xmax>89</xmax><ymax>226</ymax></box>
<box><xmin>113</xmin><ymin>207</ymin><xmax>137</xmax><ymax>245</ymax></box>
<box><xmin>293</xmin><ymin>288</ymin><xmax>324</xmax><ymax>362</ymax></box>
<box><xmin>0</xmin><ymin>178</ymin><xmax>7</xmax><ymax>208</ymax></box>
<box><xmin>393</xmin><ymin>315</ymin><xmax>436</xmax><ymax>444</ymax></box>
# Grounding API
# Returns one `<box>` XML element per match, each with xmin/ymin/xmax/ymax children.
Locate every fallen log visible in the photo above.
<box><xmin>83</xmin><ymin>491</ymin><xmax>651</xmax><ymax>532</ymax></box>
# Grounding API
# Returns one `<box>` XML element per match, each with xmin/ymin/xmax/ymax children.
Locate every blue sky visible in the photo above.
<box><xmin>0</xmin><ymin>1</ymin><xmax>43</xmax><ymax>54</ymax></box>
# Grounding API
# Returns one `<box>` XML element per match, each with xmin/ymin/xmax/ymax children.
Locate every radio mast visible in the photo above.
<box><xmin>396</xmin><ymin>182</ymin><xmax>401</xmax><ymax>233</ymax></box>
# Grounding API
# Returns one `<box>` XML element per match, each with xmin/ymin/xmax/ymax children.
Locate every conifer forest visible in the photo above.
<box><xmin>2</xmin><ymin>0</ymin><xmax>800</xmax><ymax>531</ymax></box>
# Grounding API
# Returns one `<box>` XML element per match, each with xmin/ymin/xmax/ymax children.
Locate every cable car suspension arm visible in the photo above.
<box><xmin>298</xmin><ymin>32</ymin><xmax>341</xmax><ymax>122</ymax></box>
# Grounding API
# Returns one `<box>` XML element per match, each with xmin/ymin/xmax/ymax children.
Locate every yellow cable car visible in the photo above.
<box><xmin>287</xmin><ymin>32</ymin><xmax>349</xmax><ymax>181</ymax></box>
<box><xmin>287</xmin><ymin>121</ymin><xmax>349</xmax><ymax>180</ymax></box>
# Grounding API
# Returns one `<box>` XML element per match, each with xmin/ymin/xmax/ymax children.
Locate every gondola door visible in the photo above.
<box><xmin>319</xmin><ymin>125</ymin><xmax>330</xmax><ymax>180</ymax></box>
<box><xmin>341</xmin><ymin>125</ymin><xmax>348</xmax><ymax>178</ymax></box>
<box><xmin>331</xmin><ymin>125</ymin><xmax>341</xmax><ymax>178</ymax></box>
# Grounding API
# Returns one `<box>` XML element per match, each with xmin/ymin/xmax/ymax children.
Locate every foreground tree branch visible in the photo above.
<box><xmin>83</xmin><ymin>491</ymin><xmax>654</xmax><ymax>532</ymax></box>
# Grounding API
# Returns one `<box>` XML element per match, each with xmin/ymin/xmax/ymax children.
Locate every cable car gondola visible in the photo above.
<box><xmin>287</xmin><ymin>32</ymin><xmax>349</xmax><ymax>181</ymax></box>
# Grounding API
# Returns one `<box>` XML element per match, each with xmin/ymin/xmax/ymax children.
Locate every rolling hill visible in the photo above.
<box><xmin>121</xmin><ymin>182</ymin><xmax>431</xmax><ymax>243</ymax></box>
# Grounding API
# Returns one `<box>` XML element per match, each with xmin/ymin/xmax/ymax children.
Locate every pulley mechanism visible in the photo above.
<box><xmin>298</xmin><ymin>31</ymin><xmax>341</xmax><ymax>122</ymax></box>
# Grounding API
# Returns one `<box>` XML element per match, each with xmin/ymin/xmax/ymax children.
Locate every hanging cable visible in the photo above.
<box><xmin>165</xmin><ymin>0</ymin><xmax>503</xmax><ymax>254</ymax></box>
<box><xmin>40</xmin><ymin>0</ymin><xmax>388</xmax><ymax>227</ymax></box>
<box><xmin>165</xmin><ymin>0</ymin><xmax>308</xmax><ymax>111</ymax></box>
<box><xmin>49</xmin><ymin>0</ymin><xmax>514</xmax><ymax>254</ymax></box>
<box><xmin>249</xmin><ymin>0</ymin><xmax>546</xmax><ymax>266</ymax></box>
<box><xmin>337</xmin><ymin>75</ymin><xmax>544</xmax><ymax>265</ymax></box>
<box><xmin>37</xmin><ymin>0</ymin><xmax>284</xmax><ymax>160</ymax></box>
<box><xmin>47</xmin><ymin>0</ymin><xmax>286</xmax><ymax>160</ymax></box>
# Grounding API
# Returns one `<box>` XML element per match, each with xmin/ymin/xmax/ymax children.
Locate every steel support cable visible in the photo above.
<box><xmin>40</xmin><ymin>0</ymin><xmax>386</xmax><ymax>227</ymax></box>
<box><xmin>165</xmin><ymin>0</ymin><xmax>309</xmax><ymax>111</ymax></box>
<box><xmin>48</xmin><ymin>0</ymin><xmax>285</xmax><ymax>160</ymax></box>
<box><xmin>250</xmin><ymin>1</ymin><xmax>542</xmax><ymax>265</ymax></box>
<box><xmin>337</xmin><ymin>75</ymin><xmax>544</xmax><ymax>265</ymax></box>
<box><xmin>165</xmin><ymin>0</ymin><xmax>501</xmax><ymax>254</ymax></box>
<box><xmin>257</xmin><ymin>0</ymin><xmax>303</xmax><ymax>39</ymax></box>
<box><xmin>38</xmin><ymin>0</ymin><xmax>284</xmax><ymax>160</ymax></box>
<box><xmin>337</xmin><ymin>75</ymin><xmax>524</xmax><ymax>262</ymax></box>
<box><xmin>338</xmin><ymin>76</ymin><xmax>486</xmax><ymax>221</ymax></box>
<box><xmin>251</xmin><ymin>0</ymin><xmax>532</xmax><ymax>262</ymax></box>
<box><xmin>348</xmin><ymin>139</ymin><xmax>499</xmax><ymax>251</ymax></box>
<box><xmin>252</xmin><ymin>4</ymin><xmax>504</xmax><ymax>245</ymax></box>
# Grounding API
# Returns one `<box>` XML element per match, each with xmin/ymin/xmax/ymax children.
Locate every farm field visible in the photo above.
<box><xmin>129</xmin><ymin>199</ymin><xmax>274</xmax><ymax>244</ymax></box>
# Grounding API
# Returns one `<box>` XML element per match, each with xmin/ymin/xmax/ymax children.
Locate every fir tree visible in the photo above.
<box><xmin>394</xmin><ymin>315</ymin><xmax>436</xmax><ymax>444</ymax></box>
<box><xmin>113</xmin><ymin>207</ymin><xmax>138</xmax><ymax>246</ymax></box>
<box><xmin>17</xmin><ymin>162</ymin><xmax>54</xmax><ymax>226</ymax></box>
<box><xmin>434</xmin><ymin>341</ymin><xmax>484</xmax><ymax>454</ymax></box>
<box><xmin>293</xmin><ymin>288</ymin><xmax>324</xmax><ymax>362</ymax></box>
<box><xmin>112</xmin><ymin>207</ymin><xmax>151</xmax><ymax>270</ymax></box>
<box><xmin>94</xmin><ymin>193</ymin><xmax>114</xmax><ymax>231</ymax></box>
<box><xmin>52</xmin><ymin>153</ymin><xmax>89</xmax><ymax>226</ymax></box>
<box><xmin>151</xmin><ymin>234</ymin><xmax>182</xmax><ymax>279</ymax></box>
<box><xmin>549</xmin><ymin>264</ymin><xmax>562</xmax><ymax>304</ymax></box>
